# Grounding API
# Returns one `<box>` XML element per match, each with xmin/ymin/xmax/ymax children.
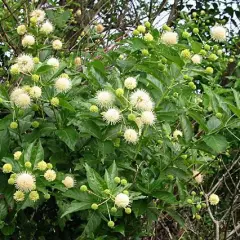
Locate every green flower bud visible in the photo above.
<box><xmin>162</xmin><ymin>24</ymin><xmax>171</xmax><ymax>31</ymax></box>
<box><xmin>114</xmin><ymin>177</ymin><xmax>121</xmax><ymax>184</ymax></box>
<box><xmin>144</xmin><ymin>33</ymin><xmax>153</xmax><ymax>42</ymax></box>
<box><xmin>196</xmin><ymin>204</ymin><xmax>202</xmax><ymax>210</ymax></box>
<box><xmin>80</xmin><ymin>185</ymin><xmax>88</xmax><ymax>192</ymax></box>
<box><xmin>216</xmin><ymin>112</ymin><xmax>222</xmax><ymax>119</ymax></box>
<box><xmin>133</xmin><ymin>29</ymin><xmax>140</xmax><ymax>36</ymax></box>
<box><xmin>193</xmin><ymin>28</ymin><xmax>199</xmax><ymax>34</ymax></box>
<box><xmin>25</xmin><ymin>161</ymin><xmax>32</xmax><ymax>168</ymax></box>
<box><xmin>51</xmin><ymin>97</ymin><xmax>59</xmax><ymax>107</ymax></box>
<box><xmin>0</xmin><ymin>98</ymin><xmax>3</xmax><ymax>104</ymax></box>
<box><xmin>187</xmin><ymin>199</ymin><xmax>193</xmax><ymax>204</ymax></box>
<box><xmin>91</xmin><ymin>203</ymin><xmax>98</xmax><ymax>210</ymax></box>
<box><xmin>121</xmin><ymin>179</ymin><xmax>127</xmax><ymax>185</ymax></box>
<box><xmin>158</xmin><ymin>63</ymin><xmax>165</xmax><ymax>71</ymax></box>
<box><xmin>208</xmin><ymin>53</ymin><xmax>218</xmax><ymax>61</ymax></box>
<box><xmin>195</xmin><ymin>214</ymin><xmax>201</xmax><ymax>220</ymax></box>
<box><xmin>191</xmin><ymin>191</ymin><xmax>196</xmax><ymax>196</ymax></box>
<box><xmin>192</xmin><ymin>12</ymin><xmax>197</xmax><ymax>18</ymax></box>
<box><xmin>32</xmin><ymin>104</ymin><xmax>39</xmax><ymax>111</ymax></box>
<box><xmin>32</xmin><ymin>74</ymin><xmax>40</xmax><ymax>82</ymax></box>
<box><xmin>108</xmin><ymin>221</ymin><xmax>115</xmax><ymax>228</ymax></box>
<box><xmin>181</xmin><ymin>49</ymin><xmax>191</xmax><ymax>59</ymax></box>
<box><xmin>128</xmin><ymin>113</ymin><xmax>136</xmax><ymax>121</ymax></box>
<box><xmin>201</xmin><ymin>203</ymin><xmax>206</xmax><ymax>208</ymax></box>
<box><xmin>31</xmin><ymin>121</ymin><xmax>39</xmax><ymax>128</ymax></box>
<box><xmin>204</xmin><ymin>44</ymin><xmax>210</xmax><ymax>51</ymax></box>
<box><xmin>199</xmin><ymin>49</ymin><xmax>207</xmax><ymax>56</ymax></box>
<box><xmin>89</xmin><ymin>105</ymin><xmax>99</xmax><ymax>112</ymax></box>
<box><xmin>2</xmin><ymin>163</ymin><xmax>12</xmax><ymax>173</ymax></box>
<box><xmin>111</xmin><ymin>207</ymin><xmax>117</xmax><ymax>213</ymax></box>
<box><xmin>167</xmin><ymin>174</ymin><xmax>174</xmax><ymax>180</ymax></box>
<box><xmin>10</xmin><ymin>173</ymin><xmax>17</xmax><ymax>179</ymax></box>
<box><xmin>141</xmin><ymin>49</ymin><xmax>149</xmax><ymax>56</ymax></box>
<box><xmin>115</xmin><ymin>88</ymin><xmax>124</xmax><ymax>97</ymax></box>
<box><xmin>33</xmin><ymin>57</ymin><xmax>40</xmax><ymax>64</ymax></box>
<box><xmin>188</xmin><ymin>82</ymin><xmax>196</xmax><ymax>90</ymax></box>
<box><xmin>125</xmin><ymin>207</ymin><xmax>131</xmax><ymax>214</ymax></box>
<box><xmin>123</xmin><ymin>190</ymin><xmax>129</xmax><ymax>195</ymax></box>
<box><xmin>10</xmin><ymin>122</ymin><xmax>18</xmax><ymax>129</ymax></box>
<box><xmin>44</xmin><ymin>193</ymin><xmax>51</xmax><ymax>199</ymax></box>
<box><xmin>157</xmin><ymin>140</ymin><xmax>163</xmax><ymax>144</ymax></box>
<box><xmin>8</xmin><ymin>178</ymin><xmax>15</xmax><ymax>185</ymax></box>
<box><xmin>205</xmin><ymin>67</ymin><xmax>213</xmax><ymax>74</ymax></box>
<box><xmin>137</xmin><ymin>25</ymin><xmax>146</xmax><ymax>33</ymax></box>
<box><xmin>182</xmin><ymin>31</ymin><xmax>190</xmax><ymax>39</ymax></box>
<box><xmin>144</xmin><ymin>21</ymin><xmax>151</xmax><ymax>28</ymax></box>
<box><xmin>47</xmin><ymin>163</ymin><xmax>53</xmax><ymax>169</ymax></box>
<box><xmin>104</xmin><ymin>189</ymin><xmax>111</xmax><ymax>194</ymax></box>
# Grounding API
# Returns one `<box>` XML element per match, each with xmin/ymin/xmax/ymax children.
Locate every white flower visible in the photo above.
<box><xmin>124</xmin><ymin>128</ymin><xmax>138</xmax><ymax>144</ymax></box>
<box><xmin>30</xmin><ymin>9</ymin><xmax>45</xmax><ymax>22</ymax></box>
<box><xmin>15</xmin><ymin>93</ymin><xmax>31</xmax><ymax>108</ymax></box>
<box><xmin>29</xmin><ymin>86</ymin><xmax>42</xmax><ymax>98</ymax></box>
<box><xmin>115</xmin><ymin>193</ymin><xmax>129</xmax><ymax>208</ymax></box>
<box><xmin>211</xmin><ymin>25</ymin><xmax>226</xmax><ymax>41</ymax></box>
<box><xmin>129</xmin><ymin>89</ymin><xmax>153</xmax><ymax>111</ymax></box>
<box><xmin>22</xmin><ymin>35</ymin><xmax>35</xmax><ymax>47</ymax></box>
<box><xmin>141</xmin><ymin>111</ymin><xmax>155</xmax><ymax>125</ymax></box>
<box><xmin>14</xmin><ymin>151</ymin><xmax>22</xmax><ymax>160</ymax></box>
<box><xmin>44</xmin><ymin>170</ymin><xmax>56</xmax><ymax>182</ymax></box>
<box><xmin>10</xmin><ymin>88</ymin><xmax>25</xmax><ymax>102</ymax></box>
<box><xmin>52</xmin><ymin>40</ymin><xmax>62</xmax><ymax>50</ymax></box>
<box><xmin>40</xmin><ymin>21</ymin><xmax>54</xmax><ymax>34</ymax></box>
<box><xmin>17</xmin><ymin>25</ymin><xmax>27</xmax><ymax>35</ymax></box>
<box><xmin>102</xmin><ymin>108</ymin><xmax>121</xmax><ymax>125</ymax></box>
<box><xmin>124</xmin><ymin>77</ymin><xmax>137</xmax><ymax>90</ymax></box>
<box><xmin>173</xmin><ymin>130</ymin><xmax>183</xmax><ymax>139</ymax></box>
<box><xmin>17</xmin><ymin>54</ymin><xmax>35</xmax><ymax>73</ymax></box>
<box><xmin>96</xmin><ymin>90</ymin><xmax>115</xmax><ymax>108</ymax></box>
<box><xmin>55</xmin><ymin>77</ymin><xmax>71</xmax><ymax>92</ymax></box>
<box><xmin>62</xmin><ymin>176</ymin><xmax>75</xmax><ymax>188</ymax></box>
<box><xmin>193</xmin><ymin>170</ymin><xmax>203</xmax><ymax>184</ymax></box>
<box><xmin>161</xmin><ymin>31</ymin><xmax>178</xmax><ymax>45</ymax></box>
<box><xmin>47</xmin><ymin>57</ymin><xmax>59</xmax><ymax>68</ymax></box>
<box><xmin>15</xmin><ymin>172</ymin><xmax>36</xmax><ymax>192</ymax></box>
<box><xmin>209</xmin><ymin>193</ymin><xmax>220</xmax><ymax>205</ymax></box>
<box><xmin>191</xmin><ymin>54</ymin><xmax>202</xmax><ymax>64</ymax></box>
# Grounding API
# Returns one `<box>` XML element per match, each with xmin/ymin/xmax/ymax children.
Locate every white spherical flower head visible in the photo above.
<box><xmin>115</xmin><ymin>193</ymin><xmax>130</xmax><ymax>208</ymax></box>
<box><xmin>22</xmin><ymin>35</ymin><xmax>35</xmax><ymax>47</ymax></box>
<box><xmin>44</xmin><ymin>170</ymin><xmax>56</xmax><ymax>182</ymax></box>
<box><xmin>124</xmin><ymin>77</ymin><xmax>137</xmax><ymax>90</ymax></box>
<box><xmin>209</xmin><ymin>193</ymin><xmax>220</xmax><ymax>205</ymax></box>
<box><xmin>15</xmin><ymin>93</ymin><xmax>31</xmax><ymax>108</ymax></box>
<box><xmin>47</xmin><ymin>57</ymin><xmax>59</xmax><ymax>68</ymax></box>
<box><xmin>10</xmin><ymin>88</ymin><xmax>25</xmax><ymax>102</ymax></box>
<box><xmin>211</xmin><ymin>25</ymin><xmax>226</xmax><ymax>41</ymax></box>
<box><xmin>102</xmin><ymin>108</ymin><xmax>121</xmax><ymax>125</ymax></box>
<box><xmin>191</xmin><ymin>54</ymin><xmax>202</xmax><ymax>64</ymax></box>
<box><xmin>40</xmin><ymin>21</ymin><xmax>54</xmax><ymax>34</ymax></box>
<box><xmin>96</xmin><ymin>90</ymin><xmax>115</xmax><ymax>108</ymax></box>
<box><xmin>55</xmin><ymin>77</ymin><xmax>71</xmax><ymax>92</ymax></box>
<box><xmin>124</xmin><ymin>128</ymin><xmax>138</xmax><ymax>144</ymax></box>
<box><xmin>52</xmin><ymin>40</ymin><xmax>63</xmax><ymax>50</ymax></box>
<box><xmin>29</xmin><ymin>86</ymin><xmax>42</xmax><ymax>98</ymax></box>
<box><xmin>161</xmin><ymin>32</ymin><xmax>178</xmax><ymax>45</ymax></box>
<box><xmin>17</xmin><ymin>54</ymin><xmax>35</xmax><ymax>73</ymax></box>
<box><xmin>62</xmin><ymin>176</ymin><xmax>75</xmax><ymax>188</ymax></box>
<box><xmin>17</xmin><ymin>25</ymin><xmax>27</xmax><ymax>35</ymax></box>
<box><xmin>15</xmin><ymin>172</ymin><xmax>36</xmax><ymax>192</ymax></box>
<box><xmin>193</xmin><ymin>170</ymin><xmax>203</xmax><ymax>184</ymax></box>
<box><xmin>141</xmin><ymin>111</ymin><xmax>156</xmax><ymax>125</ymax></box>
<box><xmin>130</xmin><ymin>89</ymin><xmax>153</xmax><ymax>111</ymax></box>
<box><xmin>30</xmin><ymin>9</ymin><xmax>45</xmax><ymax>22</ymax></box>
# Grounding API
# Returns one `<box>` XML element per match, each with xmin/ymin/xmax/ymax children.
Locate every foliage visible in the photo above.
<box><xmin>0</xmin><ymin>1</ymin><xmax>240</xmax><ymax>239</ymax></box>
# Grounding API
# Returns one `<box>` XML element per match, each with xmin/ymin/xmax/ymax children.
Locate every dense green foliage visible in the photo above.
<box><xmin>0</xmin><ymin>1</ymin><xmax>240</xmax><ymax>239</ymax></box>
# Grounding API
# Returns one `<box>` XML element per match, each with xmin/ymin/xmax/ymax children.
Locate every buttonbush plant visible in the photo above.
<box><xmin>0</xmin><ymin>3</ymin><xmax>239</xmax><ymax>240</ymax></box>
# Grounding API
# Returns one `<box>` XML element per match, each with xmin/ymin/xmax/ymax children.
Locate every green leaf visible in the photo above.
<box><xmin>132</xmin><ymin>200</ymin><xmax>148</xmax><ymax>217</ymax></box>
<box><xmin>232</xmin><ymin>89</ymin><xmax>240</xmax><ymax>108</ymax></box>
<box><xmin>188</xmin><ymin>111</ymin><xmax>208</xmax><ymax>132</ymax></box>
<box><xmin>81</xmin><ymin>121</ymin><xmax>102</xmax><ymax>139</ymax></box>
<box><xmin>207</xmin><ymin>116</ymin><xmax>222</xmax><ymax>131</ymax></box>
<box><xmin>85</xmin><ymin>164</ymin><xmax>106</xmax><ymax>195</ymax></box>
<box><xmin>56</xmin><ymin>127</ymin><xmax>79</xmax><ymax>151</ymax></box>
<box><xmin>157</xmin><ymin>44</ymin><xmax>184</xmax><ymax>67</ymax></box>
<box><xmin>0</xmin><ymin>130</ymin><xmax>10</xmax><ymax>159</ymax></box>
<box><xmin>77</xmin><ymin>212</ymin><xmax>101</xmax><ymax>239</ymax></box>
<box><xmin>113</xmin><ymin>224</ymin><xmax>125</xmax><ymax>236</ymax></box>
<box><xmin>191</xmin><ymin>41</ymin><xmax>202</xmax><ymax>53</ymax></box>
<box><xmin>35</xmin><ymin>64</ymin><xmax>53</xmax><ymax>74</ymax></box>
<box><xmin>180</xmin><ymin>114</ymin><xmax>193</xmax><ymax>142</ymax></box>
<box><xmin>59</xmin><ymin>98</ymin><xmax>75</xmax><ymax>112</ymax></box>
<box><xmin>166</xmin><ymin>209</ymin><xmax>185</xmax><ymax>227</ymax></box>
<box><xmin>62</xmin><ymin>189</ymin><xmax>94</xmax><ymax>202</ymax></box>
<box><xmin>203</xmin><ymin>134</ymin><xmax>228</xmax><ymax>153</ymax></box>
<box><xmin>61</xmin><ymin>202</ymin><xmax>91</xmax><ymax>218</ymax></box>
<box><xmin>0</xmin><ymin>200</ymin><xmax>7</xmax><ymax>221</ymax></box>
<box><xmin>104</xmin><ymin>161</ymin><xmax>118</xmax><ymax>191</ymax></box>
<box><xmin>152</xmin><ymin>191</ymin><xmax>177</xmax><ymax>204</ymax></box>
<box><xmin>228</xmin><ymin>104</ymin><xmax>240</xmax><ymax>118</ymax></box>
<box><xmin>165</xmin><ymin>167</ymin><xmax>188</xmax><ymax>180</ymax></box>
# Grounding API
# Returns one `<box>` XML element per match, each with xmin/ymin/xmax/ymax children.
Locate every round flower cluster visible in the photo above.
<box><xmin>15</xmin><ymin>172</ymin><xmax>36</xmax><ymax>192</ymax></box>
<box><xmin>210</xmin><ymin>25</ymin><xmax>227</xmax><ymax>42</ymax></box>
<box><xmin>161</xmin><ymin>31</ymin><xmax>178</xmax><ymax>45</ymax></box>
<box><xmin>209</xmin><ymin>193</ymin><xmax>220</xmax><ymax>205</ymax></box>
<box><xmin>55</xmin><ymin>77</ymin><xmax>72</xmax><ymax>92</ymax></box>
<box><xmin>22</xmin><ymin>35</ymin><xmax>35</xmax><ymax>47</ymax></box>
<box><xmin>62</xmin><ymin>176</ymin><xmax>75</xmax><ymax>188</ymax></box>
<box><xmin>10</xmin><ymin>88</ymin><xmax>31</xmax><ymax>109</ymax></box>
